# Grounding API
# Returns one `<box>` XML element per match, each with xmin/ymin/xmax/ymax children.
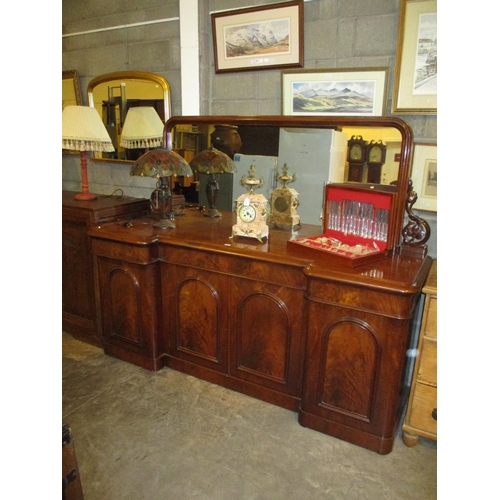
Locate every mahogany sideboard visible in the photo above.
<box><xmin>87</xmin><ymin>209</ymin><xmax>432</xmax><ymax>454</ymax></box>
<box><xmin>62</xmin><ymin>191</ymin><xmax>150</xmax><ymax>346</ymax></box>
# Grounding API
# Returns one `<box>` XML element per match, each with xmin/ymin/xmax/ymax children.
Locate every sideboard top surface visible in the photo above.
<box><xmin>88</xmin><ymin>208</ymin><xmax>431</xmax><ymax>294</ymax></box>
<box><xmin>62</xmin><ymin>190</ymin><xmax>148</xmax><ymax>212</ymax></box>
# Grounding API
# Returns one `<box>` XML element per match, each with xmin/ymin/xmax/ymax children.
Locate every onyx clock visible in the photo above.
<box><xmin>269</xmin><ymin>163</ymin><xmax>300</xmax><ymax>229</ymax></box>
<box><xmin>232</xmin><ymin>165</ymin><xmax>269</xmax><ymax>243</ymax></box>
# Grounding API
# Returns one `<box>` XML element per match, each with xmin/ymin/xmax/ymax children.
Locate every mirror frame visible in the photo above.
<box><xmin>165</xmin><ymin>115</ymin><xmax>414</xmax><ymax>251</ymax></box>
<box><xmin>62</xmin><ymin>70</ymin><xmax>83</xmax><ymax>155</ymax></box>
<box><xmin>62</xmin><ymin>70</ymin><xmax>82</xmax><ymax>108</ymax></box>
<box><xmin>87</xmin><ymin>71</ymin><xmax>172</xmax><ymax>123</ymax></box>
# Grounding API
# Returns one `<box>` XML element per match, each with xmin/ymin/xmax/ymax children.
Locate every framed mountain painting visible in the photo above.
<box><xmin>212</xmin><ymin>0</ymin><xmax>304</xmax><ymax>73</ymax></box>
<box><xmin>281</xmin><ymin>68</ymin><xmax>389</xmax><ymax>116</ymax></box>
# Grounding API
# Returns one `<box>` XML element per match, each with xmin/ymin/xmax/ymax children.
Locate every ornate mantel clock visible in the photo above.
<box><xmin>347</xmin><ymin>135</ymin><xmax>367</xmax><ymax>182</ymax></box>
<box><xmin>231</xmin><ymin>165</ymin><xmax>269</xmax><ymax>243</ymax></box>
<box><xmin>269</xmin><ymin>163</ymin><xmax>300</xmax><ymax>229</ymax></box>
<box><xmin>366</xmin><ymin>140</ymin><xmax>387</xmax><ymax>184</ymax></box>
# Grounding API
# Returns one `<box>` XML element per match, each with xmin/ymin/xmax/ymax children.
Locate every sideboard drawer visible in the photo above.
<box><xmin>424</xmin><ymin>297</ymin><xmax>437</xmax><ymax>339</ymax></box>
<box><xmin>418</xmin><ymin>339</ymin><xmax>437</xmax><ymax>385</ymax></box>
<box><xmin>408</xmin><ymin>383</ymin><xmax>437</xmax><ymax>435</ymax></box>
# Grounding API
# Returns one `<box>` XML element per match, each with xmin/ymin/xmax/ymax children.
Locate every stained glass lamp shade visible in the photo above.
<box><xmin>189</xmin><ymin>147</ymin><xmax>236</xmax><ymax>217</ymax></box>
<box><xmin>130</xmin><ymin>148</ymin><xmax>193</xmax><ymax>229</ymax></box>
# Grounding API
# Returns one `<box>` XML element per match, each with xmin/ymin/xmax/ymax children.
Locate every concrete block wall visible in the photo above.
<box><xmin>62</xmin><ymin>0</ymin><xmax>437</xmax><ymax>257</ymax></box>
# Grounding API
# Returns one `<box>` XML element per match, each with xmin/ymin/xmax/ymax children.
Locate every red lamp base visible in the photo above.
<box><xmin>74</xmin><ymin>192</ymin><xmax>98</xmax><ymax>201</ymax></box>
<box><xmin>74</xmin><ymin>151</ymin><xmax>98</xmax><ymax>201</ymax></box>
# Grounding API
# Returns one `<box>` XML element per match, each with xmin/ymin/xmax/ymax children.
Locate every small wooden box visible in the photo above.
<box><xmin>287</xmin><ymin>183</ymin><xmax>396</xmax><ymax>267</ymax></box>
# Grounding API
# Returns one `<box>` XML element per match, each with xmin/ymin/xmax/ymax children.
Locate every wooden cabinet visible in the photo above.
<box><xmin>62</xmin><ymin>191</ymin><xmax>149</xmax><ymax>346</ymax></box>
<box><xmin>298</xmin><ymin>256</ymin><xmax>429</xmax><ymax>455</ymax></box>
<box><xmin>88</xmin><ymin>210</ymin><xmax>431</xmax><ymax>454</ymax></box>
<box><xmin>159</xmin><ymin>241</ymin><xmax>308</xmax><ymax>411</ymax></box>
<box><xmin>402</xmin><ymin>259</ymin><xmax>437</xmax><ymax>446</ymax></box>
<box><xmin>92</xmin><ymin>236</ymin><xmax>163</xmax><ymax>371</ymax></box>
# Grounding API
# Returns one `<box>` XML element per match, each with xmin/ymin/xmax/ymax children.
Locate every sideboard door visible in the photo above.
<box><xmin>162</xmin><ymin>263</ymin><xmax>230</xmax><ymax>374</ymax></box>
<box><xmin>228</xmin><ymin>277</ymin><xmax>306</xmax><ymax>399</ymax></box>
<box><xmin>299</xmin><ymin>299</ymin><xmax>413</xmax><ymax>455</ymax></box>
<box><xmin>95</xmin><ymin>255</ymin><xmax>162</xmax><ymax>371</ymax></box>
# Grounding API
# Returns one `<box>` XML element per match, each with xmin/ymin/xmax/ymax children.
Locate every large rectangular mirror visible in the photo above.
<box><xmin>165</xmin><ymin>115</ymin><xmax>411</xmax><ymax>243</ymax></box>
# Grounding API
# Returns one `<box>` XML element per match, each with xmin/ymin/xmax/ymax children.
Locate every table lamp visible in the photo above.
<box><xmin>130</xmin><ymin>148</ymin><xmax>193</xmax><ymax>229</ymax></box>
<box><xmin>120</xmin><ymin>106</ymin><xmax>164</xmax><ymax>150</ymax></box>
<box><xmin>189</xmin><ymin>147</ymin><xmax>236</xmax><ymax>217</ymax></box>
<box><xmin>62</xmin><ymin>105</ymin><xmax>115</xmax><ymax>201</ymax></box>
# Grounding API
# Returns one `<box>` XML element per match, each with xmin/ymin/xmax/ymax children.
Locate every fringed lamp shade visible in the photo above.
<box><xmin>62</xmin><ymin>105</ymin><xmax>114</xmax><ymax>152</ymax></box>
<box><xmin>120</xmin><ymin>107</ymin><xmax>164</xmax><ymax>149</ymax></box>
<box><xmin>62</xmin><ymin>105</ymin><xmax>115</xmax><ymax>201</ymax></box>
<box><xmin>130</xmin><ymin>148</ymin><xmax>193</xmax><ymax>229</ymax></box>
<box><xmin>189</xmin><ymin>147</ymin><xmax>236</xmax><ymax>218</ymax></box>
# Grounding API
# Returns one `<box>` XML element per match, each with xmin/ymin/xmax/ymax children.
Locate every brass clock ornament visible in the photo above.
<box><xmin>269</xmin><ymin>163</ymin><xmax>300</xmax><ymax>229</ymax></box>
<box><xmin>231</xmin><ymin>165</ymin><xmax>269</xmax><ymax>243</ymax></box>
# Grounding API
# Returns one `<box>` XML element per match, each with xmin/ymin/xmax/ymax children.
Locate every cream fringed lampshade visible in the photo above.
<box><xmin>120</xmin><ymin>107</ymin><xmax>164</xmax><ymax>149</ymax></box>
<box><xmin>62</xmin><ymin>105</ymin><xmax>114</xmax><ymax>152</ymax></box>
<box><xmin>62</xmin><ymin>105</ymin><xmax>115</xmax><ymax>201</ymax></box>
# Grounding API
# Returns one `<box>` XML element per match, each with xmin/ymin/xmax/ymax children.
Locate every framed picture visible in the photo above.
<box><xmin>281</xmin><ymin>67</ymin><xmax>389</xmax><ymax>116</ymax></box>
<box><xmin>392</xmin><ymin>0</ymin><xmax>437</xmax><ymax>114</ymax></box>
<box><xmin>211</xmin><ymin>0</ymin><xmax>304</xmax><ymax>74</ymax></box>
<box><xmin>411</xmin><ymin>143</ymin><xmax>437</xmax><ymax>212</ymax></box>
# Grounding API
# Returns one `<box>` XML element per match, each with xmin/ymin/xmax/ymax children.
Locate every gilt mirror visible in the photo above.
<box><xmin>88</xmin><ymin>71</ymin><xmax>171</xmax><ymax>161</ymax></box>
<box><xmin>62</xmin><ymin>70</ymin><xmax>83</xmax><ymax>154</ymax></box>
<box><xmin>62</xmin><ymin>70</ymin><xmax>82</xmax><ymax>110</ymax></box>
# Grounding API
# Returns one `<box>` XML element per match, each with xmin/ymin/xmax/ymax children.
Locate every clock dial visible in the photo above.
<box><xmin>274</xmin><ymin>196</ymin><xmax>290</xmax><ymax>213</ymax></box>
<box><xmin>369</xmin><ymin>146</ymin><xmax>382</xmax><ymax>163</ymax></box>
<box><xmin>239</xmin><ymin>204</ymin><xmax>256</xmax><ymax>223</ymax></box>
<box><xmin>350</xmin><ymin>144</ymin><xmax>363</xmax><ymax>161</ymax></box>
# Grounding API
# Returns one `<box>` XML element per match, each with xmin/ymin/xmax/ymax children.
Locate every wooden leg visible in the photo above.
<box><xmin>402</xmin><ymin>430</ymin><xmax>419</xmax><ymax>447</ymax></box>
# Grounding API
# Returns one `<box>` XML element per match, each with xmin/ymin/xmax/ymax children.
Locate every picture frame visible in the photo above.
<box><xmin>62</xmin><ymin>70</ymin><xmax>82</xmax><ymax>155</ymax></box>
<box><xmin>281</xmin><ymin>67</ymin><xmax>389</xmax><ymax>117</ymax></box>
<box><xmin>62</xmin><ymin>70</ymin><xmax>82</xmax><ymax>110</ymax></box>
<box><xmin>392</xmin><ymin>0</ymin><xmax>437</xmax><ymax>114</ymax></box>
<box><xmin>211</xmin><ymin>0</ymin><xmax>304</xmax><ymax>74</ymax></box>
<box><xmin>411</xmin><ymin>143</ymin><xmax>437</xmax><ymax>212</ymax></box>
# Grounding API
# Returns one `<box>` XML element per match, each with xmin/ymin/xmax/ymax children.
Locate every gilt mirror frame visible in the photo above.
<box><xmin>62</xmin><ymin>70</ymin><xmax>83</xmax><ymax>109</ymax></box>
<box><xmin>62</xmin><ymin>70</ymin><xmax>83</xmax><ymax>154</ymax></box>
<box><xmin>87</xmin><ymin>71</ymin><xmax>172</xmax><ymax>162</ymax></box>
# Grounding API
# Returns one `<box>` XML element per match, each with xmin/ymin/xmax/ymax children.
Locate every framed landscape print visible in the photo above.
<box><xmin>281</xmin><ymin>67</ymin><xmax>389</xmax><ymax>116</ymax></box>
<box><xmin>411</xmin><ymin>143</ymin><xmax>437</xmax><ymax>211</ymax></box>
<box><xmin>211</xmin><ymin>0</ymin><xmax>304</xmax><ymax>73</ymax></box>
<box><xmin>392</xmin><ymin>0</ymin><xmax>437</xmax><ymax>114</ymax></box>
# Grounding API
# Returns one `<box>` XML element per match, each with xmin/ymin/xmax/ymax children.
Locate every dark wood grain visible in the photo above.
<box><xmin>62</xmin><ymin>191</ymin><xmax>149</xmax><ymax>346</ymax></box>
<box><xmin>88</xmin><ymin>209</ymin><xmax>431</xmax><ymax>453</ymax></box>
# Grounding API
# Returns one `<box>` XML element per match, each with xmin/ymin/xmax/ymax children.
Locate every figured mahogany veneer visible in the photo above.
<box><xmin>62</xmin><ymin>191</ymin><xmax>150</xmax><ymax>346</ymax></box>
<box><xmin>88</xmin><ymin>209</ymin><xmax>431</xmax><ymax>454</ymax></box>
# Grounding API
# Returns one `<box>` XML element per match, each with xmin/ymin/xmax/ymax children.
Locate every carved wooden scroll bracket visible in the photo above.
<box><xmin>402</xmin><ymin>179</ymin><xmax>431</xmax><ymax>250</ymax></box>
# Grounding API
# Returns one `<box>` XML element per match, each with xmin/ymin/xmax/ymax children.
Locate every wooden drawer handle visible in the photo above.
<box><xmin>431</xmin><ymin>407</ymin><xmax>437</xmax><ymax>420</ymax></box>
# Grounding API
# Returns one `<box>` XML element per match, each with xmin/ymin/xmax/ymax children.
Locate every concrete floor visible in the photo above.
<box><xmin>62</xmin><ymin>332</ymin><xmax>437</xmax><ymax>500</ymax></box>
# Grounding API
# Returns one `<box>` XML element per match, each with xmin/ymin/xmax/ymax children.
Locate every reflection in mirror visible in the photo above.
<box><xmin>62</xmin><ymin>71</ymin><xmax>83</xmax><ymax>155</ymax></box>
<box><xmin>167</xmin><ymin>119</ymin><xmax>403</xmax><ymax>226</ymax></box>
<box><xmin>62</xmin><ymin>70</ymin><xmax>82</xmax><ymax>110</ymax></box>
<box><xmin>342</xmin><ymin>126</ymin><xmax>402</xmax><ymax>185</ymax></box>
<box><xmin>87</xmin><ymin>71</ymin><xmax>171</xmax><ymax>161</ymax></box>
